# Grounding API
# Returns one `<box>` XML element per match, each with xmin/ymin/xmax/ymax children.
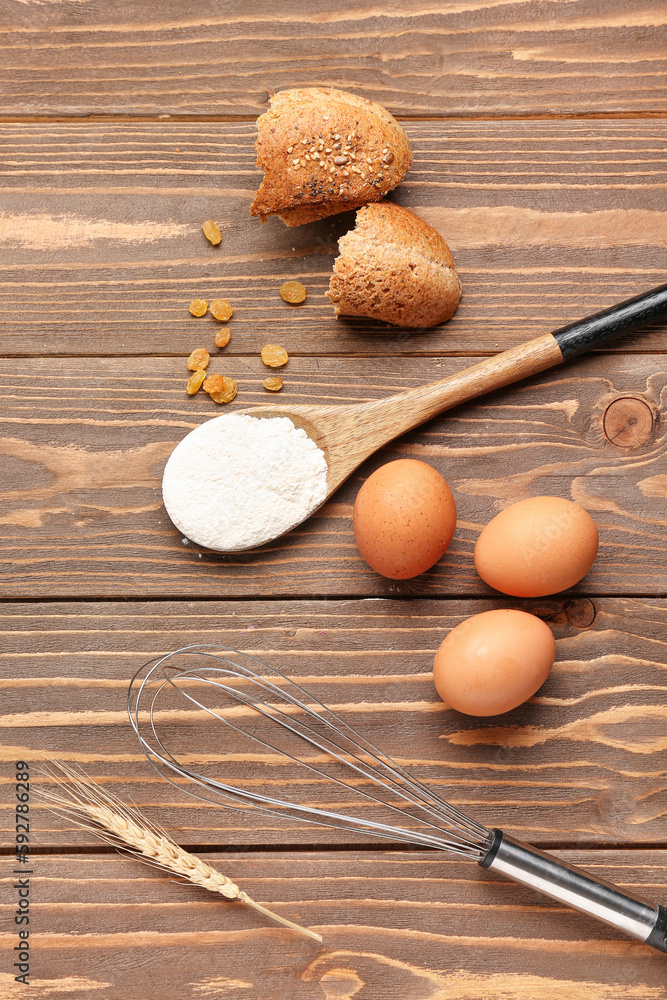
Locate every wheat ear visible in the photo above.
<box><xmin>35</xmin><ymin>762</ymin><xmax>322</xmax><ymax>944</ymax></box>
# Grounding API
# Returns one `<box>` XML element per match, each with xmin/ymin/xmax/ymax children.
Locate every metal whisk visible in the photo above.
<box><xmin>128</xmin><ymin>645</ymin><xmax>666</xmax><ymax>953</ymax></box>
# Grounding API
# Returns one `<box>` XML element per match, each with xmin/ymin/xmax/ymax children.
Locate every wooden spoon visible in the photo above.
<box><xmin>241</xmin><ymin>282</ymin><xmax>667</xmax><ymax>499</ymax></box>
<box><xmin>165</xmin><ymin>283</ymin><xmax>667</xmax><ymax>551</ymax></box>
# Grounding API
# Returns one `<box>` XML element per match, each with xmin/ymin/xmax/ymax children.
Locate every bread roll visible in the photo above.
<box><xmin>250</xmin><ymin>88</ymin><xmax>412</xmax><ymax>227</ymax></box>
<box><xmin>327</xmin><ymin>202</ymin><xmax>462</xmax><ymax>328</ymax></box>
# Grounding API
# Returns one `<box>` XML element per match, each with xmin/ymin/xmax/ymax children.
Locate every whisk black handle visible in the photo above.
<box><xmin>481</xmin><ymin>830</ymin><xmax>667</xmax><ymax>953</ymax></box>
<box><xmin>552</xmin><ymin>281</ymin><xmax>667</xmax><ymax>359</ymax></box>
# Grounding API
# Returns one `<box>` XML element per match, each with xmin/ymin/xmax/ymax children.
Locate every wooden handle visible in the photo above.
<box><xmin>322</xmin><ymin>334</ymin><xmax>563</xmax><ymax>490</ymax></box>
<box><xmin>320</xmin><ymin>283</ymin><xmax>667</xmax><ymax>492</ymax></box>
<box><xmin>353</xmin><ymin>282</ymin><xmax>667</xmax><ymax>453</ymax></box>
<box><xmin>363</xmin><ymin>333</ymin><xmax>564</xmax><ymax>443</ymax></box>
<box><xmin>367</xmin><ymin>281</ymin><xmax>667</xmax><ymax>445</ymax></box>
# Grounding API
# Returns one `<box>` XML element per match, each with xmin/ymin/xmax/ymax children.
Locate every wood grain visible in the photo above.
<box><xmin>1</xmin><ymin>851</ymin><xmax>666</xmax><ymax>998</ymax></box>
<box><xmin>0</xmin><ymin>0</ymin><xmax>666</xmax><ymax>117</ymax></box>
<box><xmin>0</xmin><ymin>353</ymin><xmax>665</xmax><ymax>598</ymax></box>
<box><xmin>1</xmin><ymin>121</ymin><xmax>666</xmax><ymax>356</ymax></box>
<box><xmin>1</xmin><ymin>597</ymin><xmax>665</xmax><ymax>847</ymax></box>
<box><xmin>1</xmin><ymin>7</ymin><xmax>665</xmax><ymax>996</ymax></box>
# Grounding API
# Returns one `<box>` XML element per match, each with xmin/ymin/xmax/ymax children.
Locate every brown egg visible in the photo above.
<box><xmin>474</xmin><ymin>497</ymin><xmax>599</xmax><ymax>598</ymax></box>
<box><xmin>433</xmin><ymin>608</ymin><xmax>555</xmax><ymax>716</ymax></box>
<box><xmin>353</xmin><ymin>459</ymin><xmax>457</xmax><ymax>579</ymax></box>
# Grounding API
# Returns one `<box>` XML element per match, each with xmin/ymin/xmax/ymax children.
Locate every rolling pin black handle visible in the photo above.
<box><xmin>552</xmin><ymin>281</ymin><xmax>667</xmax><ymax>360</ymax></box>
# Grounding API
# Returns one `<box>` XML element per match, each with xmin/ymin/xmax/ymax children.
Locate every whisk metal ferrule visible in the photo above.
<box><xmin>481</xmin><ymin>830</ymin><xmax>667</xmax><ymax>953</ymax></box>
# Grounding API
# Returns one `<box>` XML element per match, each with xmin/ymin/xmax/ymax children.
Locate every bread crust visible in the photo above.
<box><xmin>250</xmin><ymin>88</ymin><xmax>412</xmax><ymax>227</ymax></box>
<box><xmin>327</xmin><ymin>202</ymin><xmax>462</xmax><ymax>329</ymax></box>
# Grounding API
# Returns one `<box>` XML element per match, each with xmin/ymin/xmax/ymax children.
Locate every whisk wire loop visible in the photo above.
<box><xmin>128</xmin><ymin>645</ymin><xmax>491</xmax><ymax>859</ymax></box>
<box><xmin>164</xmin><ymin>665</ymin><xmax>483</xmax><ymax>846</ymax></box>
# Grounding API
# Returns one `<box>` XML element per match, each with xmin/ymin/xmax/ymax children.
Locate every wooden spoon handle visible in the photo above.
<box><xmin>356</xmin><ymin>333</ymin><xmax>562</xmax><ymax>452</ymax></box>
<box><xmin>358</xmin><ymin>282</ymin><xmax>667</xmax><ymax>448</ymax></box>
<box><xmin>324</xmin><ymin>334</ymin><xmax>561</xmax><ymax>484</ymax></box>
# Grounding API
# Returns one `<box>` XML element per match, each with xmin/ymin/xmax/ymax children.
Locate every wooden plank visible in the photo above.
<box><xmin>1</xmin><ymin>850</ymin><xmax>666</xmax><ymax>997</ymax></box>
<box><xmin>0</xmin><ymin>353</ymin><xmax>665</xmax><ymax>598</ymax></box>
<box><xmin>1</xmin><ymin>121</ymin><xmax>666</xmax><ymax>356</ymax></box>
<box><xmin>1</xmin><ymin>597</ymin><xmax>665</xmax><ymax>847</ymax></box>
<box><xmin>1</xmin><ymin>0</ymin><xmax>666</xmax><ymax>117</ymax></box>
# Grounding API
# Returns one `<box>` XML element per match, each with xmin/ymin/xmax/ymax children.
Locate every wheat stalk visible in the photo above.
<box><xmin>35</xmin><ymin>762</ymin><xmax>322</xmax><ymax>944</ymax></box>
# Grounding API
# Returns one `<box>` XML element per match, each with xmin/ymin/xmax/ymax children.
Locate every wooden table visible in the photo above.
<box><xmin>1</xmin><ymin>3</ymin><xmax>666</xmax><ymax>997</ymax></box>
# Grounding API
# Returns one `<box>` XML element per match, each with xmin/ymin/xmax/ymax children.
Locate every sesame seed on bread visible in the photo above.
<box><xmin>327</xmin><ymin>202</ymin><xmax>462</xmax><ymax>329</ymax></box>
<box><xmin>250</xmin><ymin>88</ymin><xmax>412</xmax><ymax>227</ymax></box>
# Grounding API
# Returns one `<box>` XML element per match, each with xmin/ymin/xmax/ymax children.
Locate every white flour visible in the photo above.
<box><xmin>162</xmin><ymin>413</ymin><xmax>329</xmax><ymax>551</ymax></box>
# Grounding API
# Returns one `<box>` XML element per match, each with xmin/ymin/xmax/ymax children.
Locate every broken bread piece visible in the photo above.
<box><xmin>327</xmin><ymin>202</ymin><xmax>462</xmax><ymax>328</ymax></box>
<box><xmin>250</xmin><ymin>88</ymin><xmax>412</xmax><ymax>227</ymax></box>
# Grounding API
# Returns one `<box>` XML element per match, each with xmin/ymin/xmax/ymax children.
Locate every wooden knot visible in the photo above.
<box><xmin>319</xmin><ymin>970</ymin><xmax>364</xmax><ymax>999</ymax></box>
<box><xmin>564</xmin><ymin>598</ymin><xmax>596</xmax><ymax>629</ymax></box>
<box><xmin>603</xmin><ymin>396</ymin><xmax>655</xmax><ymax>449</ymax></box>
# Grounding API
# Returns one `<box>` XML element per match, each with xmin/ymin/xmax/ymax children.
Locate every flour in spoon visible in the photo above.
<box><xmin>162</xmin><ymin>413</ymin><xmax>329</xmax><ymax>551</ymax></box>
